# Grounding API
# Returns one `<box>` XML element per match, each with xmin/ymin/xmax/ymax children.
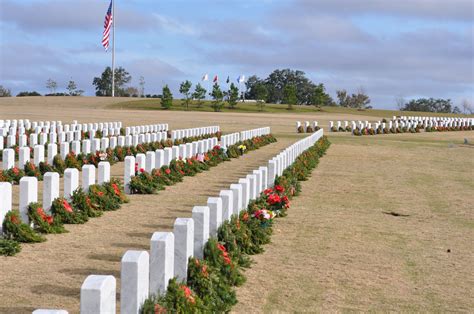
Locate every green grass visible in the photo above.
<box><xmin>108</xmin><ymin>98</ymin><xmax>473</xmax><ymax>118</ymax></box>
<box><xmin>107</xmin><ymin>99</ymin><xmax>318</xmax><ymax>113</ymax></box>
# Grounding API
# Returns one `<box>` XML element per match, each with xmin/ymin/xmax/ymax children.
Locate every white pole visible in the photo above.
<box><xmin>111</xmin><ymin>0</ymin><xmax>115</xmax><ymax>97</ymax></box>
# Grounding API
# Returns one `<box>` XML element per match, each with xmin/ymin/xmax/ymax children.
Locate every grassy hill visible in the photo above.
<box><xmin>108</xmin><ymin>98</ymin><xmax>473</xmax><ymax>118</ymax></box>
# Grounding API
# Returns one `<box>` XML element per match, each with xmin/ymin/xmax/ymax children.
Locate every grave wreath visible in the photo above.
<box><xmin>28</xmin><ymin>202</ymin><xmax>67</xmax><ymax>233</ymax></box>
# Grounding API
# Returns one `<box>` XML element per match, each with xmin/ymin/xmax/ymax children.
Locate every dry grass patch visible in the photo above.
<box><xmin>234</xmin><ymin>133</ymin><xmax>474</xmax><ymax>313</ymax></box>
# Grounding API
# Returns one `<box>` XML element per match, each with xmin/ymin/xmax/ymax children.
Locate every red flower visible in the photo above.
<box><xmin>179</xmin><ymin>170</ymin><xmax>185</xmax><ymax>175</ymax></box>
<box><xmin>179</xmin><ymin>285</ymin><xmax>195</xmax><ymax>304</ymax></box>
<box><xmin>181</xmin><ymin>285</ymin><xmax>192</xmax><ymax>297</ymax></box>
<box><xmin>201</xmin><ymin>265</ymin><xmax>209</xmax><ymax>278</ymax></box>
<box><xmin>154</xmin><ymin>304</ymin><xmax>167</xmax><ymax>314</ymax></box>
<box><xmin>165</xmin><ymin>168</ymin><xmax>171</xmax><ymax>175</ymax></box>
<box><xmin>45</xmin><ymin>216</ymin><xmax>54</xmax><ymax>224</ymax></box>
<box><xmin>282</xmin><ymin>196</ymin><xmax>289</xmax><ymax>204</ymax></box>
<box><xmin>97</xmin><ymin>191</ymin><xmax>104</xmax><ymax>197</ymax></box>
<box><xmin>12</xmin><ymin>167</ymin><xmax>20</xmax><ymax>175</ymax></box>
<box><xmin>139</xmin><ymin>168</ymin><xmax>145</xmax><ymax>173</ymax></box>
<box><xmin>223</xmin><ymin>256</ymin><xmax>232</xmax><ymax>265</ymax></box>
<box><xmin>263</xmin><ymin>188</ymin><xmax>273</xmax><ymax>195</ymax></box>
<box><xmin>10</xmin><ymin>214</ymin><xmax>20</xmax><ymax>224</ymax></box>
<box><xmin>253</xmin><ymin>209</ymin><xmax>263</xmax><ymax>218</ymax></box>
<box><xmin>62</xmin><ymin>200</ymin><xmax>73</xmax><ymax>213</ymax></box>
<box><xmin>275</xmin><ymin>185</ymin><xmax>285</xmax><ymax>193</ymax></box>
<box><xmin>267</xmin><ymin>194</ymin><xmax>281</xmax><ymax>205</ymax></box>
<box><xmin>112</xmin><ymin>183</ymin><xmax>121</xmax><ymax>196</ymax></box>
<box><xmin>134</xmin><ymin>163</ymin><xmax>138</xmax><ymax>172</ymax></box>
<box><xmin>217</xmin><ymin>243</ymin><xmax>226</xmax><ymax>253</ymax></box>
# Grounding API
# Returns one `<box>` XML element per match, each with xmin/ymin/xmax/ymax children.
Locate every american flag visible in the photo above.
<box><xmin>102</xmin><ymin>0</ymin><xmax>113</xmax><ymax>50</ymax></box>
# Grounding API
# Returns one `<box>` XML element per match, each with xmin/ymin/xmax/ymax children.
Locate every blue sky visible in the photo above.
<box><xmin>0</xmin><ymin>0</ymin><xmax>473</xmax><ymax>108</ymax></box>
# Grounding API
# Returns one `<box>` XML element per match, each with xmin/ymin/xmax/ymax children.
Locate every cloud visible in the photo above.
<box><xmin>0</xmin><ymin>0</ymin><xmax>159</xmax><ymax>33</ymax></box>
<box><xmin>0</xmin><ymin>40</ymin><xmax>186</xmax><ymax>96</ymax></box>
<box><xmin>0</xmin><ymin>0</ymin><xmax>472</xmax><ymax>108</ymax></box>
<box><xmin>199</xmin><ymin>19</ymin><xmax>277</xmax><ymax>47</ymax></box>
<box><xmin>294</xmin><ymin>0</ymin><xmax>474</xmax><ymax>21</ymax></box>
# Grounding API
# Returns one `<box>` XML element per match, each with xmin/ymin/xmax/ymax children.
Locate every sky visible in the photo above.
<box><xmin>0</xmin><ymin>0</ymin><xmax>473</xmax><ymax>109</ymax></box>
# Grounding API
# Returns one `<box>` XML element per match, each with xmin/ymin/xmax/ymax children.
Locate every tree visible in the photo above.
<box><xmin>66</xmin><ymin>80</ymin><xmax>83</xmax><ymax>96</ymax></box>
<box><xmin>395</xmin><ymin>95</ymin><xmax>406</xmax><ymax>111</ymax></box>
<box><xmin>311</xmin><ymin>83</ymin><xmax>332</xmax><ymax>107</ymax></box>
<box><xmin>336</xmin><ymin>90</ymin><xmax>350</xmax><ymax>107</ymax></box>
<box><xmin>336</xmin><ymin>88</ymin><xmax>371</xmax><ymax>109</ymax></box>
<box><xmin>227</xmin><ymin>83</ymin><xmax>239</xmax><ymax>109</ymax></box>
<box><xmin>283</xmin><ymin>85</ymin><xmax>297</xmax><ymax>110</ymax></box>
<box><xmin>192</xmin><ymin>83</ymin><xmax>207</xmax><ymax>108</ymax></box>
<box><xmin>123</xmin><ymin>86</ymin><xmax>139</xmax><ymax>97</ymax></box>
<box><xmin>92</xmin><ymin>66</ymin><xmax>132</xmax><ymax>96</ymax></box>
<box><xmin>245</xmin><ymin>75</ymin><xmax>263</xmax><ymax>100</ymax></box>
<box><xmin>0</xmin><ymin>85</ymin><xmax>11</xmax><ymax>97</ymax></box>
<box><xmin>17</xmin><ymin>91</ymin><xmax>41</xmax><ymax>97</ymax></box>
<box><xmin>139</xmin><ymin>76</ymin><xmax>145</xmax><ymax>97</ymax></box>
<box><xmin>179</xmin><ymin>80</ymin><xmax>192</xmax><ymax>110</ymax></box>
<box><xmin>254</xmin><ymin>83</ymin><xmax>268</xmax><ymax>112</ymax></box>
<box><xmin>210</xmin><ymin>83</ymin><xmax>224</xmax><ymax>112</ymax></box>
<box><xmin>400</xmin><ymin>98</ymin><xmax>454</xmax><ymax>113</ymax></box>
<box><xmin>264</xmin><ymin>69</ymin><xmax>316</xmax><ymax>105</ymax></box>
<box><xmin>161</xmin><ymin>85</ymin><xmax>173</xmax><ymax>109</ymax></box>
<box><xmin>46</xmin><ymin>79</ymin><xmax>57</xmax><ymax>94</ymax></box>
<box><xmin>352</xmin><ymin>87</ymin><xmax>371</xmax><ymax>109</ymax></box>
<box><xmin>461</xmin><ymin>99</ymin><xmax>473</xmax><ymax>114</ymax></box>
<box><xmin>67</xmin><ymin>80</ymin><xmax>77</xmax><ymax>95</ymax></box>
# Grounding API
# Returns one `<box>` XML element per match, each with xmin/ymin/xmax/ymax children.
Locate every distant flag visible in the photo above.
<box><xmin>202</xmin><ymin>74</ymin><xmax>209</xmax><ymax>81</ymax></box>
<box><xmin>101</xmin><ymin>0</ymin><xmax>113</xmax><ymax>51</ymax></box>
<box><xmin>226</xmin><ymin>76</ymin><xmax>230</xmax><ymax>84</ymax></box>
<box><xmin>237</xmin><ymin>75</ymin><xmax>245</xmax><ymax>83</ymax></box>
<box><xmin>213</xmin><ymin>75</ymin><xmax>219</xmax><ymax>83</ymax></box>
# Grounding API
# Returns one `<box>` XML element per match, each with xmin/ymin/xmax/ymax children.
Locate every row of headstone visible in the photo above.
<box><xmin>170</xmin><ymin>126</ymin><xmax>220</xmax><ymax>141</ymax></box>
<box><xmin>123</xmin><ymin>124</ymin><xmax>168</xmax><ymax>136</ymax></box>
<box><xmin>0</xmin><ymin>162</ymin><xmax>111</xmax><ymax>234</ymax></box>
<box><xmin>35</xmin><ymin>129</ymin><xmax>325</xmax><ymax>313</ymax></box>
<box><xmin>123</xmin><ymin>137</ymin><xmax>219</xmax><ymax>194</ymax></box>
<box><xmin>0</xmin><ymin>128</ymin><xmax>169</xmax><ymax>149</ymax></box>
<box><xmin>1</xmin><ymin>131</ymin><xmax>171</xmax><ymax>170</ymax></box>
<box><xmin>268</xmin><ymin>129</ymin><xmax>324</xmax><ymax>185</ymax></box>
<box><xmin>393</xmin><ymin>116</ymin><xmax>474</xmax><ymax>128</ymax></box>
<box><xmin>240</xmin><ymin>127</ymin><xmax>270</xmax><ymax>141</ymax></box>
<box><xmin>0</xmin><ymin>120</ymin><xmax>123</xmax><ymax>137</ymax></box>
<box><xmin>0</xmin><ymin>120</ymin><xmax>171</xmax><ymax>148</ymax></box>
<box><xmin>221</xmin><ymin>127</ymin><xmax>271</xmax><ymax>147</ymax></box>
<box><xmin>296</xmin><ymin>121</ymin><xmax>319</xmax><ymax>133</ymax></box>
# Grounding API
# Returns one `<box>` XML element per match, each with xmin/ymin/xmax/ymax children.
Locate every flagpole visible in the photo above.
<box><xmin>111</xmin><ymin>0</ymin><xmax>115</xmax><ymax>97</ymax></box>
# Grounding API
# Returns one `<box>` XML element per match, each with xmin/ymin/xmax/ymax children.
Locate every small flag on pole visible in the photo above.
<box><xmin>237</xmin><ymin>75</ymin><xmax>245</xmax><ymax>83</ymax></box>
<box><xmin>226</xmin><ymin>76</ymin><xmax>230</xmax><ymax>84</ymax></box>
<box><xmin>202</xmin><ymin>74</ymin><xmax>209</xmax><ymax>81</ymax></box>
<box><xmin>213</xmin><ymin>75</ymin><xmax>219</xmax><ymax>83</ymax></box>
<box><xmin>102</xmin><ymin>0</ymin><xmax>113</xmax><ymax>51</ymax></box>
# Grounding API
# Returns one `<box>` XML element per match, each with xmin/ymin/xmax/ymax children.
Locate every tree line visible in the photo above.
<box><xmin>396</xmin><ymin>97</ymin><xmax>472</xmax><ymax>114</ymax></box>
<box><xmin>1</xmin><ymin>66</ymin><xmax>472</xmax><ymax>115</ymax></box>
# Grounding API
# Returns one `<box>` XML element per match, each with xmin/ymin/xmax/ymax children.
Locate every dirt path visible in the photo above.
<box><xmin>0</xmin><ymin>138</ymin><xmax>293</xmax><ymax>314</ymax></box>
<box><xmin>233</xmin><ymin>134</ymin><xmax>474</xmax><ymax>312</ymax></box>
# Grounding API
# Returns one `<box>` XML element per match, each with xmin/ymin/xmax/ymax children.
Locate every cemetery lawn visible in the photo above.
<box><xmin>234</xmin><ymin>132</ymin><xmax>474</xmax><ymax>312</ymax></box>
<box><xmin>0</xmin><ymin>96</ymin><xmax>473</xmax><ymax>312</ymax></box>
